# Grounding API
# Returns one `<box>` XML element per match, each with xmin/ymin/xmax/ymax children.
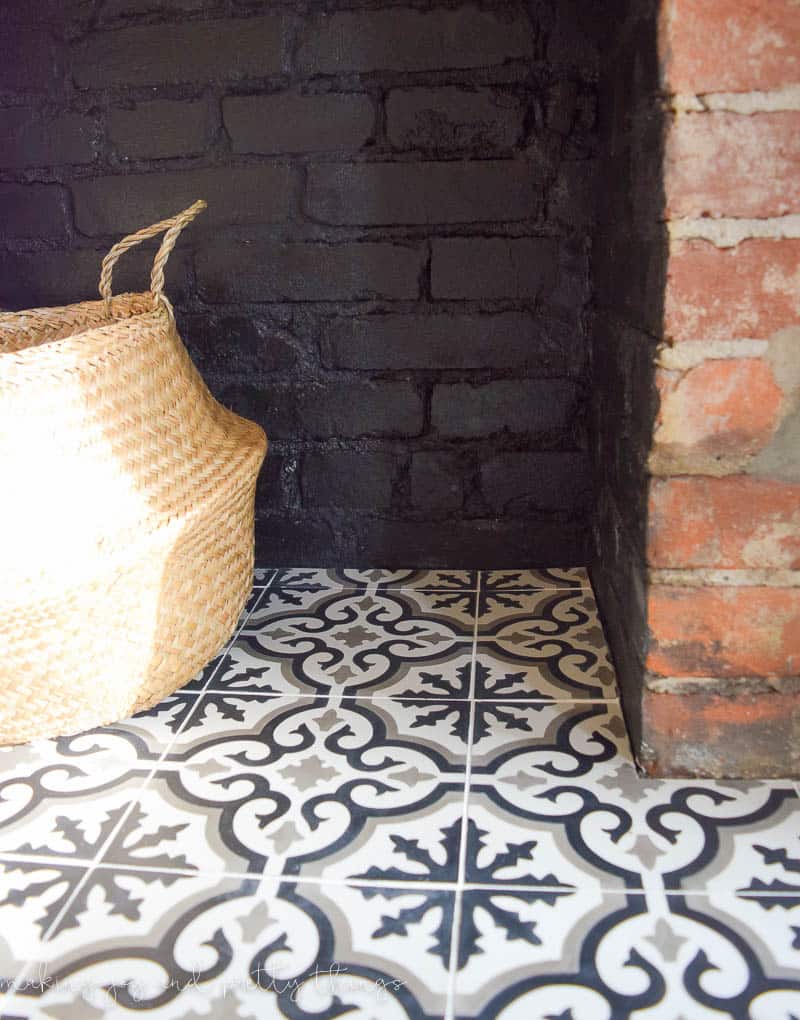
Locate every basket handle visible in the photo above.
<box><xmin>99</xmin><ymin>200</ymin><xmax>207</xmax><ymax>315</ymax></box>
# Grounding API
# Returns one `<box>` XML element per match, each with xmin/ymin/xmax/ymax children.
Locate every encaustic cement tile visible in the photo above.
<box><xmin>4</xmin><ymin>875</ymin><xmax>452</xmax><ymax>1020</ymax></box>
<box><xmin>130</xmin><ymin>695</ymin><xmax>467</xmax><ymax>878</ymax></box>
<box><xmin>482</xmin><ymin>567</ymin><xmax>591</xmax><ymax>591</ymax></box>
<box><xmin>472</xmin><ymin>644</ymin><xmax>617</xmax><ymax>702</ymax></box>
<box><xmin>212</xmin><ymin>587</ymin><xmax>477</xmax><ymax>697</ymax></box>
<box><xmin>271</xmin><ymin>567</ymin><xmax>477</xmax><ymax>591</ymax></box>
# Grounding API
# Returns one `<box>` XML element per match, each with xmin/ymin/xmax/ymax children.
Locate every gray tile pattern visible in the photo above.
<box><xmin>0</xmin><ymin>567</ymin><xmax>798</xmax><ymax>1019</ymax></box>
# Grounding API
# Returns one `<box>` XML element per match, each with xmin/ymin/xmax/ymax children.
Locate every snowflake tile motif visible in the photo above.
<box><xmin>473</xmin><ymin>646</ymin><xmax>618</xmax><ymax>702</ymax></box>
<box><xmin>211</xmin><ymin>587</ymin><xmax>477</xmax><ymax>697</ymax></box>
<box><xmin>143</xmin><ymin>695</ymin><xmax>467</xmax><ymax>876</ymax></box>
<box><xmin>482</xmin><ymin>567</ymin><xmax>590</xmax><ymax>591</ymax></box>
<box><xmin>6</xmin><ymin>876</ymin><xmax>451</xmax><ymax>1020</ymax></box>
<box><xmin>271</xmin><ymin>567</ymin><xmax>477</xmax><ymax>591</ymax></box>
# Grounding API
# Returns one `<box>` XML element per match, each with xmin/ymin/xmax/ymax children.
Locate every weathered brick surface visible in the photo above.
<box><xmin>665</xmin><ymin>112</ymin><xmax>800</xmax><ymax>220</ymax></box>
<box><xmin>431</xmin><ymin>237</ymin><xmax>558</xmax><ymax>300</ymax></box>
<box><xmin>296</xmin><ymin>383</ymin><xmax>424</xmax><ymax>439</ymax></box>
<box><xmin>660</xmin><ymin>0</ymin><xmax>800</xmax><ymax>93</ymax></box>
<box><xmin>197</xmin><ymin>242</ymin><xmax>424</xmax><ymax>302</ymax></box>
<box><xmin>297</xmin><ymin>6</ymin><xmax>534</xmax><ymax>74</ymax></box>
<box><xmin>0</xmin><ymin>183</ymin><xmax>68</xmax><ymax>239</ymax></box>
<box><xmin>647</xmin><ymin>585</ymin><xmax>800</xmax><ymax>679</ymax></box>
<box><xmin>0</xmin><ymin>25</ymin><xmax>58</xmax><ymax>93</ymax></box>
<box><xmin>386</xmin><ymin>87</ymin><xmax>523</xmax><ymax>151</ymax></box>
<box><xmin>410</xmin><ymin>451</ymin><xmax>465</xmax><ymax>511</ymax></box>
<box><xmin>0</xmin><ymin>109</ymin><xmax>94</xmax><ymax>168</ymax></box>
<box><xmin>650</xmin><ymin>359</ymin><xmax>784</xmax><ymax>475</ymax></box>
<box><xmin>108</xmin><ymin>100</ymin><xmax>209</xmax><ymax>160</ymax></box>
<box><xmin>225</xmin><ymin>93</ymin><xmax>374</xmax><ymax>155</ymax></box>
<box><xmin>480</xmin><ymin>452</ymin><xmax>591</xmax><ymax>513</ymax></box>
<box><xmin>665</xmin><ymin>239</ymin><xmax>800</xmax><ymax>343</ymax></box>
<box><xmin>302</xmin><ymin>451</ymin><xmax>397</xmax><ymax>509</ymax></box>
<box><xmin>73</xmin><ymin>166</ymin><xmax>294</xmax><ymax>235</ymax></box>
<box><xmin>74</xmin><ymin>16</ymin><xmax>286</xmax><ymax>88</ymax></box>
<box><xmin>323</xmin><ymin>312</ymin><xmax>578</xmax><ymax>373</ymax></box>
<box><xmin>306</xmin><ymin>162</ymin><xmax>539</xmax><ymax>226</ymax></box>
<box><xmin>640</xmin><ymin>690</ymin><xmax>800</xmax><ymax>779</ymax></box>
<box><xmin>431</xmin><ymin>380</ymin><xmax>578</xmax><ymax>437</ymax></box>
<box><xmin>649</xmin><ymin>477</ymin><xmax>800</xmax><ymax>570</ymax></box>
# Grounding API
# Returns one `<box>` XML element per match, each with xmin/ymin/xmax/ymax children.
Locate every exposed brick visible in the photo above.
<box><xmin>649</xmin><ymin>477</ymin><xmax>800</xmax><ymax>570</ymax></box>
<box><xmin>431</xmin><ymin>380</ymin><xmax>578</xmax><ymax>437</ymax></box>
<box><xmin>386</xmin><ymin>87</ymin><xmax>523</xmax><ymax>151</ymax></box>
<box><xmin>0</xmin><ymin>183</ymin><xmax>68</xmax><ymax>240</ymax></box>
<box><xmin>322</xmin><ymin>312</ymin><xmax>579</xmax><ymax>373</ymax></box>
<box><xmin>255</xmin><ymin>451</ymin><xmax>286</xmax><ymax>510</ymax></box>
<box><xmin>650</xmin><ymin>359</ymin><xmax>784</xmax><ymax>474</ymax></box>
<box><xmin>665</xmin><ymin>239</ymin><xmax>800</xmax><ymax>342</ymax></box>
<box><xmin>297</xmin><ymin>6</ymin><xmax>534</xmax><ymax>75</ymax></box>
<box><xmin>0</xmin><ymin>246</ymin><xmax>191</xmax><ymax>308</ymax></box>
<box><xmin>660</xmin><ymin>0</ymin><xmax>800</xmax><ymax>93</ymax></box>
<box><xmin>410</xmin><ymin>451</ymin><xmax>464</xmax><ymax>511</ymax></box>
<box><xmin>180</xmin><ymin>314</ymin><xmax>297</xmax><ymax>376</ymax></box>
<box><xmin>101</xmin><ymin>0</ymin><xmax>209</xmax><ymax>18</ymax></box>
<box><xmin>431</xmin><ymin>237</ymin><xmax>558</xmax><ymax>300</ymax></box>
<box><xmin>197</xmin><ymin>241</ymin><xmax>423</xmax><ymax>302</ymax></box>
<box><xmin>72</xmin><ymin>166</ymin><xmax>294</xmax><ymax>235</ymax></box>
<box><xmin>212</xmin><ymin>382</ymin><xmax>296</xmax><ymax>441</ymax></box>
<box><xmin>481</xmin><ymin>452</ymin><xmax>591</xmax><ymax>512</ymax></box>
<box><xmin>640</xmin><ymin>690</ymin><xmax>800</xmax><ymax>779</ymax></box>
<box><xmin>302</xmin><ymin>451</ymin><xmax>397</xmax><ymax>509</ymax></box>
<box><xmin>108</xmin><ymin>100</ymin><xmax>209</xmax><ymax>160</ymax></box>
<box><xmin>296</xmin><ymin>383</ymin><xmax>424</xmax><ymax>439</ymax></box>
<box><xmin>646</xmin><ymin>585</ymin><xmax>800</xmax><ymax>678</ymax></box>
<box><xmin>73</xmin><ymin>16</ymin><xmax>286</xmax><ymax>88</ymax></box>
<box><xmin>224</xmin><ymin>93</ymin><xmax>374</xmax><ymax>155</ymax></box>
<box><xmin>548</xmin><ymin>161</ymin><xmax>596</xmax><ymax>230</ymax></box>
<box><xmin>665</xmin><ymin>112</ymin><xmax>800</xmax><ymax>220</ymax></box>
<box><xmin>0</xmin><ymin>25</ymin><xmax>58</xmax><ymax>93</ymax></box>
<box><xmin>306</xmin><ymin>161</ymin><xmax>538</xmax><ymax>226</ymax></box>
<box><xmin>0</xmin><ymin>109</ymin><xmax>94</xmax><ymax>168</ymax></box>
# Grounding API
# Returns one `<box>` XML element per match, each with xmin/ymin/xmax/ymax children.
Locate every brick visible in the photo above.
<box><xmin>306</xmin><ymin>161</ymin><xmax>539</xmax><ymax>226</ymax></box>
<box><xmin>386</xmin><ymin>87</ymin><xmax>523</xmax><ymax>151</ymax></box>
<box><xmin>300</xmin><ymin>383</ymin><xmax>423</xmax><ymax>439</ymax></box>
<box><xmin>665</xmin><ymin>112</ymin><xmax>800</xmax><ymax>219</ymax></box>
<box><xmin>431</xmin><ymin>380</ymin><xmax>578</xmax><ymax>437</ymax></box>
<box><xmin>108</xmin><ymin>100</ymin><xmax>209</xmax><ymax>160</ymax></box>
<box><xmin>254</xmin><ymin>451</ymin><xmax>287</xmax><ymax>510</ymax></box>
<box><xmin>101</xmin><ymin>0</ymin><xmax>209</xmax><ymax>18</ymax></box>
<box><xmin>74</xmin><ymin>16</ymin><xmax>286</xmax><ymax>88</ymax></box>
<box><xmin>301</xmin><ymin>451</ymin><xmax>397</xmax><ymax>509</ymax></box>
<box><xmin>648</xmin><ymin>477</ymin><xmax>800</xmax><ymax>570</ymax></box>
<box><xmin>197</xmin><ymin>241</ymin><xmax>423</xmax><ymax>302</ymax></box>
<box><xmin>0</xmin><ymin>183</ymin><xmax>68</xmax><ymax>240</ymax></box>
<box><xmin>660</xmin><ymin>0</ymin><xmax>800</xmax><ymax>93</ymax></box>
<box><xmin>665</xmin><ymin>239</ymin><xmax>800</xmax><ymax>342</ymax></box>
<box><xmin>640</xmin><ymin>690</ymin><xmax>800</xmax><ymax>779</ymax></box>
<box><xmin>254</xmin><ymin>513</ymin><xmax>336</xmax><ymax>565</ymax></box>
<box><xmin>481</xmin><ymin>452</ymin><xmax>591</xmax><ymax>513</ymax></box>
<box><xmin>651</xmin><ymin>359</ymin><xmax>783</xmax><ymax>473</ymax></box>
<box><xmin>0</xmin><ymin>109</ymin><xmax>94</xmax><ymax>168</ymax></box>
<box><xmin>0</xmin><ymin>246</ymin><xmax>191</xmax><ymax>308</ymax></box>
<box><xmin>72</xmin><ymin>166</ymin><xmax>294</xmax><ymax>235</ymax></box>
<box><xmin>181</xmin><ymin>314</ymin><xmax>296</xmax><ymax>376</ymax></box>
<box><xmin>224</xmin><ymin>93</ymin><xmax>374</xmax><ymax>155</ymax></box>
<box><xmin>548</xmin><ymin>161</ymin><xmax>596</xmax><ymax>230</ymax></box>
<box><xmin>213</xmin><ymin>382</ymin><xmax>296</xmax><ymax>441</ymax></box>
<box><xmin>646</xmin><ymin>585</ymin><xmax>800</xmax><ymax>678</ymax></box>
<box><xmin>431</xmin><ymin>237</ymin><xmax>558</xmax><ymax>300</ymax></box>
<box><xmin>410</xmin><ymin>451</ymin><xmax>464</xmax><ymax>511</ymax></box>
<box><xmin>297</xmin><ymin>6</ymin><xmax>534</xmax><ymax>75</ymax></box>
<box><xmin>0</xmin><ymin>26</ymin><xmax>57</xmax><ymax>92</ymax></box>
<box><xmin>323</xmin><ymin>312</ymin><xmax>578</xmax><ymax>373</ymax></box>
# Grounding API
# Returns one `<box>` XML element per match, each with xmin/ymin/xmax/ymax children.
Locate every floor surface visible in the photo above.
<box><xmin>0</xmin><ymin>567</ymin><xmax>798</xmax><ymax>1019</ymax></box>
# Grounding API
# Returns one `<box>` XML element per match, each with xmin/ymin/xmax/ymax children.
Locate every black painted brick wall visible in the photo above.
<box><xmin>1</xmin><ymin>0</ymin><xmax>599</xmax><ymax>567</ymax></box>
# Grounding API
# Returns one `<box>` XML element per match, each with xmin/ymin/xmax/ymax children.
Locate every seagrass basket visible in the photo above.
<box><xmin>0</xmin><ymin>201</ymin><xmax>267</xmax><ymax>745</ymax></box>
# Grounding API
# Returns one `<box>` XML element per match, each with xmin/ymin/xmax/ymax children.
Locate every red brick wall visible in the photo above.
<box><xmin>641</xmin><ymin>0</ymin><xmax>800</xmax><ymax>776</ymax></box>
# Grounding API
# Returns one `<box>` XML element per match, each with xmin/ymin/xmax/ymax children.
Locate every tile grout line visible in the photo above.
<box><xmin>444</xmin><ymin>572</ymin><xmax>482</xmax><ymax>1020</ymax></box>
<box><xmin>7</xmin><ymin>574</ymin><xmax>278</xmax><ymax>996</ymax></box>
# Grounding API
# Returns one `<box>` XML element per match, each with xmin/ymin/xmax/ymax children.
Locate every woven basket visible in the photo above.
<box><xmin>0</xmin><ymin>201</ymin><xmax>267</xmax><ymax>745</ymax></box>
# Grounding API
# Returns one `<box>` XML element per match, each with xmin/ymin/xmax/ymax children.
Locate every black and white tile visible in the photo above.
<box><xmin>1</xmin><ymin>566</ymin><xmax>798</xmax><ymax>1020</ymax></box>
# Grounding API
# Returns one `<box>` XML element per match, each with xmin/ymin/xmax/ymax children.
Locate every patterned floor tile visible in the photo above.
<box><xmin>132</xmin><ymin>694</ymin><xmax>467</xmax><ymax>877</ymax></box>
<box><xmin>253</xmin><ymin>566</ymin><xmax>275</xmax><ymax>585</ymax></box>
<box><xmin>473</xmin><ymin>645</ymin><xmax>617</xmax><ymax>702</ymax></box>
<box><xmin>452</xmin><ymin>889</ymin><xmax>650</xmax><ymax>1019</ymax></box>
<box><xmin>272</xmin><ymin>567</ymin><xmax>477</xmax><ymax>590</ymax></box>
<box><xmin>5</xmin><ymin>875</ymin><xmax>452</xmax><ymax>1020</ymax></box>
<box><xmin>212</xmin><ymin>587</ymin><xmax>477</xmax><ymax>697</ymax></box>
<box><xmin>482</xmin><ymin>567</ymin><xmax>591</xmax><ymax>591</ymax></box>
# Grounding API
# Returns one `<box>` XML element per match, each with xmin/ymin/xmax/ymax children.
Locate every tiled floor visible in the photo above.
<box><xmin>1</xmin><ymin>567</ymin><xmax>799</xmax><ymax>1019</ymax></box>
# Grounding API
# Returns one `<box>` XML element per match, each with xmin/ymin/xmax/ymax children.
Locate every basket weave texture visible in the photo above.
<box><xmin>0</xmin><ymin>201</ymin><xmax>267</xmax><ymax>745</ymax></box>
